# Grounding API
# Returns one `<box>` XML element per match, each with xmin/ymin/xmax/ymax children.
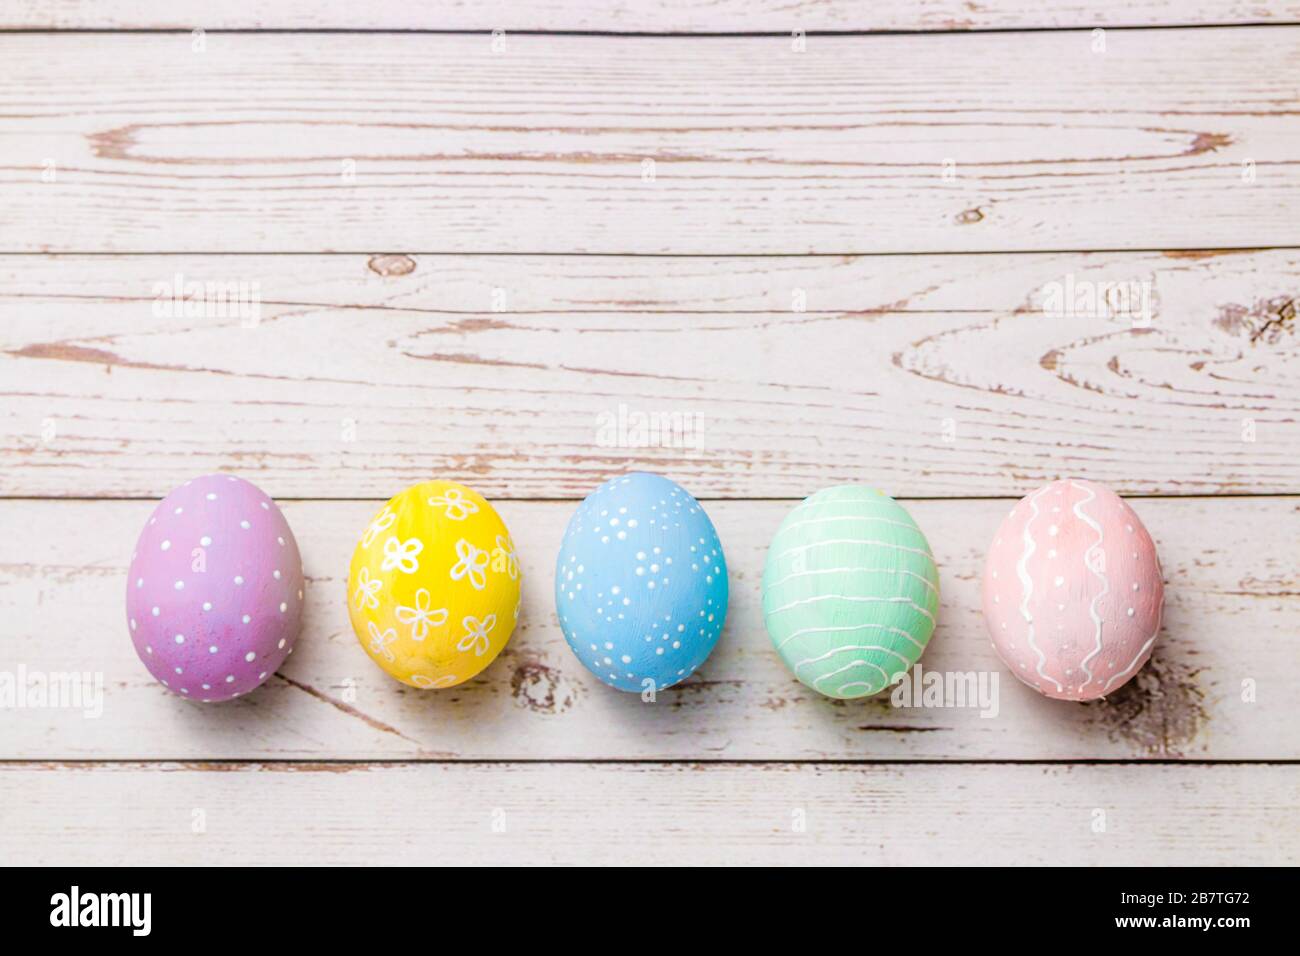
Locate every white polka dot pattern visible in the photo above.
<box><xmin>125</xmin><ymin>474</ymin><xmax>304</xmax><ymax>702</ymax></box>
<box><xmin>555</xmin><ymin>473</ymin><xmax>728</xmax><ymax>692</ymax></box>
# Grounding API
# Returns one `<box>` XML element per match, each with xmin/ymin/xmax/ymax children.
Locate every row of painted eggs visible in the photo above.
<box><xmin>126</xmin><ymin>472</ymin><xmax>1163</xmax><ymax>704</ymax></box>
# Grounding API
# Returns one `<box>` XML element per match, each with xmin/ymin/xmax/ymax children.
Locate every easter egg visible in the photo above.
<box><xmin>125</xmin><ymin>474</ymin><xmax>304</xmax><ymax>702</ymax></box>
<box><xmin>347</xmin><ymin>481</ymin><xmax>520</xmax><ymax>688</ymax></box>
<box><xmin>762</xmin><ymin>486</ymin><xmax>939</xmax><ymax>700</ymax></box>
<box><xmin>555</xmin><ymin>473</ymin><xmax>728</xmax><ymax>692</ymax></box>
<box><xmin>982</xmin><ymin>478</ymin><xmax>1164</xmax><ymax>701</ymax></box>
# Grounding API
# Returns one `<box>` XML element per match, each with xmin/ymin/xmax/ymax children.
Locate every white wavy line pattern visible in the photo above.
<box><xmin>1017</xmin><ymin>486</ymin><xmax>1063</xmax><ymax>693</ymax></box>
<box><xmin>1071</xmin><ymin>480</ymin><xmax>1110</xmax><ymax>692</ymax></box>
<box><xmin>1101</xmin><ymin>603</ymin><xmax>1163</xmax><ymax>693</ymax></box>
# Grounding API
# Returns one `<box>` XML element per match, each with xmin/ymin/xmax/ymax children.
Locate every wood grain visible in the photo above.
<box><xmin>2</xmin><ymin>251</ymin><xmax>1297</xmax><ymax>499</ymax></box>
<box><xmin>6</xmin><ymin>1</ymin><xmax>1299</xmax><ymax>32</ymax></box>
<box><xmin>2</xmin><ymin>761</ymin><xmax>1295</xmax><ymax>865</ymax></box>
<box><xmin>3</xmin><ymin>15</ymin><xmax>1296</xmax><ymax>868</ymax></box>
<box><xmin>2</xmin><ymin>497</ymin><xmax>1293</xmax><ymax>761</ymax></box>
<box><xmin>2</xmin><ymin>30</ymin><xmax>1298</xmax><ymax>254</ymax></box>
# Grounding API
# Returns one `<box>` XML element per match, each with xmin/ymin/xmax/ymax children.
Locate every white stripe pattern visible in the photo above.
<box><xmin>767</xmin><ymin>593</ymin><xmax>936</xmax><ymax>624</ymax></box>
<box><xmin>775</xmin><ymin>539</ymin><xmax>934</xmax><ymax>561</ymax></box>
<box><xmin>774</xmin><ymin>515</ymin><xmax>925</xmax><ymax>539</ymax></box>
<box><xmin>812</xmin><ymin>659</ymin><xmax>892</xmax><ymax>693</ymax></box>
<box><xmin>791</xmin><ymin>495</ymin><xmax>887</xmax><ymax>516</ymax></box>
<box><xmin>794</xmin><ymin>644</ymin><xmax>914</xmax><ymax>672</ymax></box>
<box><xmin>765</xmin><ymin>566</ymin><xmax>938</xmax><ymax>595</ymax></box>
<box><xmin>776</xmin><ymin>622</ymin><xmax>926</xmax><ymax>652</ymax></box>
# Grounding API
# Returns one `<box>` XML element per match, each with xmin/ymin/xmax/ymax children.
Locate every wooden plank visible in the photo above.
<box><xmin>2</xmin><ymin>762</ymin><xmax>1295</xmax><ymax>865</ymax></box>
<box><xmin>2</xmin><ymin>251</ymin><xmax>1297</xmax><ymax>499</ymax></box>
<box><xmin>2</xmin><ymin>30</ymin><xmax>1297</xmax><ymax>254</ymax></box>
<box><xmin>1</xmin><ymin>497</ymin><xmax>1294</xmax><ymax>761</ymax></box>
<box><xmin>5</xmin><ymin>1</ymin><xmax>1298</xmax><ymax>32</ymax></box>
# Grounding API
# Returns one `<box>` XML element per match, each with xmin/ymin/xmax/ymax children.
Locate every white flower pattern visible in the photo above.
<box><xmin>394</xmin><ymin>588</ymin><xmax>449</xmax><ymax>642</ymax></box>
<box><xmin>381</xmin><ymin>536</ymin><xmax>423</xmax><ymax>574</ymax></box>
<box><xmin>362</xmin><ymin>506</ymin><xmax>396</xmax><ymax>548</ymax></box>
<box><xmin>458</xmin><ymin>614</ymin><xmax>496</xmax><ymax>657</ymax></box>
<box><xmin>428</xmin><ymin>488</ymin><xmax>479</xmax><ymax>521</ymax></box>
<box><xmin>351</xmin><ymin>484</ymin><xmax>518</xmax><ymax>691</ymax></box>
<box><xmin>449</xmin><ymin>538</ymin><xmax>489</xmax><ymax>590</ymax></box>
<box><xmin>411</xmin><ymin>673</ymin><xmax>458</xmax><ymax>689</ymax></box>
<box><xmin>367</xmin><ymin>621</ymin><xmax>397</xmax><ymax>662</ymax></box>
<box><xmin>353</xmin><ymin>566</ymin><xmax>382</xmax><ymax>610</ymax></box>
<box><xmin>492</xmin><ymin>534</ymin><xmax>519</xmax><ymax>580</ymax></box>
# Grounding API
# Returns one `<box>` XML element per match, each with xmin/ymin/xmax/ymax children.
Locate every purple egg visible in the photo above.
<box><xmin>125</xmin><ymin>474</ymin><xmax>304</xmax><ymax>702</ymax></box>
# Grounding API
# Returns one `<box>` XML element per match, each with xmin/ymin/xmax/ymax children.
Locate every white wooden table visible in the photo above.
<box><xmin>2</xmin><ymin>1</ymin><xmax>1298</xmax><ymax>865</ymax></box>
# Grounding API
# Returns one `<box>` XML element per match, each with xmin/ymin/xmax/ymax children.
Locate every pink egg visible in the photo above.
<box><xmin>982</xmin><ymin>479</ymin><xmax>1164</xmax><ymax>701</ymax></box>
<box><xmin>125</xmin><ymin>475</ymin><xmax>304</xmax><ymax>702</ymax></box>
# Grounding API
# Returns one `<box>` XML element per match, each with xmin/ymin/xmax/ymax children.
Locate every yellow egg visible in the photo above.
<box><xmin>347</xmin><ymin>481</ymin><xmax>520</xmax><ymax>688</ymax></box>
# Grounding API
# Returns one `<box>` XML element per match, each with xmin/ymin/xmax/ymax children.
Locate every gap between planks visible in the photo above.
<box><xmin>0</xmin><ymin>246</ymin><xmax>1293</xmax><ymax>258</ymax></box>
<box><xmin>5</xmin><ymin>0</ymin><xmax>1300</xmax><ymax>33</ymax></box>
<box><xmin>7</xmin><ymin>758</ymin><xmax>1300</xmax><ymax>767</ymax></box>
<box><xmin>6</xmin><ymin>26</ymin><xmax>1300</xmax><ymax>37</ymax></box>
<box><xmin>1</xmin><ymin>494</ymin><xmax>1297</xmax><ymax>502</ymax></box>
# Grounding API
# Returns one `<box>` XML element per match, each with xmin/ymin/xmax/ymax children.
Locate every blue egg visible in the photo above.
<box><xmin>555</xmin><ymin>472</ymin><xmax>729</xmax><ymax>692</ymax></box>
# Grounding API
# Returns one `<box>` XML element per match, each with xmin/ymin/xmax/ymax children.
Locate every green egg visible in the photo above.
<box><xmin>762</xmin><ymin>486</ymin><xmax>939</xmax><ymax>699</ymax></box>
